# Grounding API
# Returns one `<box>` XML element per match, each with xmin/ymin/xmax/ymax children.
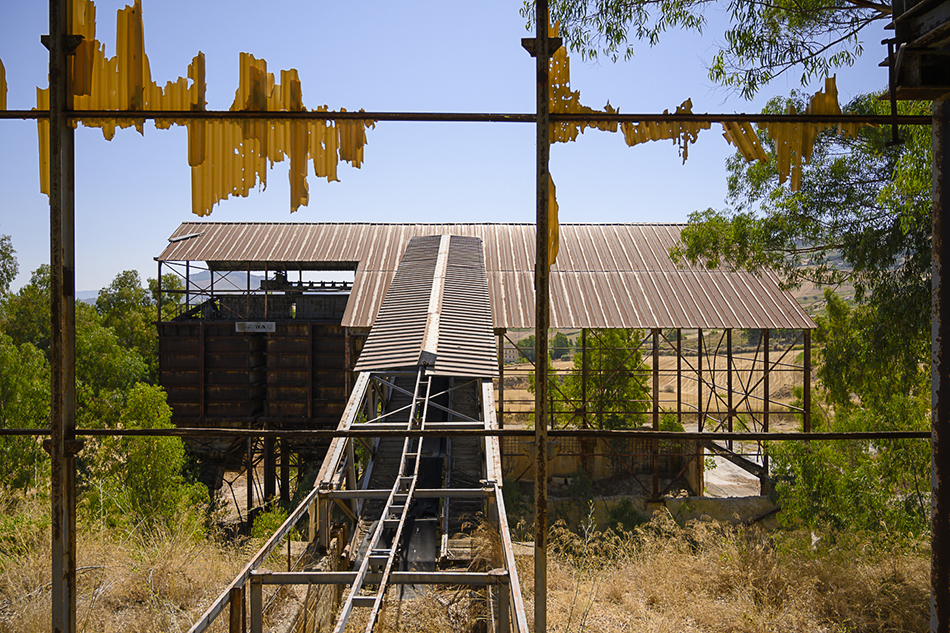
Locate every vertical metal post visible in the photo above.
<box><xmin>280</xmin><ymin>438</ymin><xmax>290</xmax><ymax>505</ymax></box>
<box><xmin>263</xmin><ymin>436</ymin><xmax>276</xmax><ymax>502</ymax></box>
<box><xmin>250</xmin><ymin>576</ymin><xmax>263</xmax><ymax>633</ymax></box>
<box><xmin>931</xmin><ymin>97</ymin><xmax>950</xmax><ymax>633</ymax></box>
<box><xmin>676</xmin><ymin>329</ymin><xmax>682</xmax><ymax>427</ymax></box>
<box><xmin>532</xmin><ymin>2</ymin><xmax>552</xmax><ymax>630</ymax></box>
<box><xmin>156</xmin><ymin>260</ymin><xmax>163</xmax><ymax>320</ymax></box>
<box><xmin>727</xmin><ymin>329</ymin><xmax>734</xmax><ymax>450</ymax></box>
<box><xmin>762</xmin><ymin>329</ymin><xmax>770</xmax><ymax>495</ymax></box>
<box><xmin>498</xmin><ymin>331</ymin><xmax>505</xmax><ymax>428</ymax></box>
<box><xmin>229</xmin><ymin>586</ymin><xmax>245</xmax><ymax>633</ymax></box>
<box><xmin>803</xmin><ymin>329</ymin><xmax>812</xmax><ymax>433</ymax></box>
<box><xmin>581</xmin><ymin>329</ymin><xmax>587</xmax><ymax>428</ymax></box>
<box><xmin>499</xmin><ymin>583</ymin><xmax>511</xmax><ymax>633</ymax></box>
<box><xmin>47</xmin><ymin>1</ymin><xmax>79</xmax><ymax>631</ymax></box>
<box><xmin>652</xmin><ymin>329</ymin><xmax>660</xmax><ymax>500</ymax></box>
<box><xmin>186</xmin><ymin>260</ymin><xmax>191</xmax><ymax>307</ymax></box>
<box><xmin>697</xmin><ymin>330</ymin><xmax>703</xmax><ymax>432</ymax></box>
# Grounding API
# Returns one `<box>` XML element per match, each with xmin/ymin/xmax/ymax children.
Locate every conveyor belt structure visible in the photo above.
<box><xmin>229</xmin><ymin>234</ymin><xmax>529</xmax><ymax>633</ymax></box>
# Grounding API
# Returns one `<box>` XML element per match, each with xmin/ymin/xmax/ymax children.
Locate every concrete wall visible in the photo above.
<box><xmin>500</xmin><ymin>436</ymin><xmax>703</xmax><ymax>495</ymax></box>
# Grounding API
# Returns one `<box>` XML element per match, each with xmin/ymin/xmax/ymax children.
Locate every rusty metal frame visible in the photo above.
<box><xmin>22</xmin><ymin>2</ymin><xmax>945</xmax><ymax>631</ymax></box>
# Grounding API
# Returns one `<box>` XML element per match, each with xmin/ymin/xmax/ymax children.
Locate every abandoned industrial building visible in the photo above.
<box><xmin>155</xmin><ymin>221</ymin><xmax>816</xmax><ymax>631</ymax></box>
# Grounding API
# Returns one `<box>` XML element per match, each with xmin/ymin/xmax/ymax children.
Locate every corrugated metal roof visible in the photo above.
<box><xmin>353</xmin><ymin>235</ymin><xmax>497</xmax><ymax>377</ymax></box>
<box><xmin>158</xmin><ymin>222</ymin><xmax>816</xmax><ymax>330</ymax></box>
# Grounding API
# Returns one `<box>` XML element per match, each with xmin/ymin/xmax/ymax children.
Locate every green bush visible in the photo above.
<box><xmin>83</xmin><ymin>384</ymin><xmax>208</xmax><ymax>533</ymax></box>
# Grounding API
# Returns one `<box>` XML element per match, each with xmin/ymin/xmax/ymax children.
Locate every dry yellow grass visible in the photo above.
<box><xmin>0</xmin><ymin>492</ymin><xmax>245</xmax><ymax>633</ymax></box>
<box><xmin>519</xmin><ymin>513</ymin><xmax>929</xmax><ymax>632</ymax></box>
<box><xmin>2</xmin><ymin>492</ymin><xmax>929</xmax><ymax>632</ymax></box>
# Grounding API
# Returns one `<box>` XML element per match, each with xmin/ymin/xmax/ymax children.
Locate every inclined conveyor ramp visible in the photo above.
<box><xmin>186</xmin><ymin>235</ymin><xmax>526</xmax><ymax>633</ymax></box>
<box><xmin>319</xmin><ymin>234</ymin><xmax>525</xmax><ymax>633</ymax></box>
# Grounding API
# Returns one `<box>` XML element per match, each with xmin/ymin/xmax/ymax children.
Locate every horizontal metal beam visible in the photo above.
<box><xmin>251</xmin><ymin>570</ymin><xmax>509</xmax><ymax>586</ymax></box>
<box><xmin>0</xmin><ymin>427</ymin><xmax>931</xmax><ymax>441</ymax></box>
<box><xmin>319</xmin><ymin>487</ymin><xmax>491</xmax><ymax>500</ymax></box>
<box><xmin>359</xmin><ymin>421</ymin><xmax>485</xmax><ymax>431</ymax></box>
<box><xmin>0</xmin><ymin>110</ymin><xmax>934</xmax><ymax>125</ymax></box>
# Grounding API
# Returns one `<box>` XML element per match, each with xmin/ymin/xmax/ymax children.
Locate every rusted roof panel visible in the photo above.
<box><xmin>159</xmin><ymin>222</ymin><xmax>816</xmax><ymax>330</ymax></box>
<box><xmin>353</xmin><ymin>235</ymin><xmax>497</xmax><ymax>377</ymax></box>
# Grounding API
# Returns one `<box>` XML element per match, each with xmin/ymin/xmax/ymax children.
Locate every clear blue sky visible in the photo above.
<box><xmin>0</xmin><ymin>1</ymin><xmax>891</xmax><ymax>292</ymax></box>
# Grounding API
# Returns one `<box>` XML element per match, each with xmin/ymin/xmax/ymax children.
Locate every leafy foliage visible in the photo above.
<box><xmin>517</xmin><ymin>333</ymin><xmax>537</xmax><ymax>363</ymax></box>
<box><xmin>522</xmin><ymin>0</ymin><xmax>889</xmax><ymax>98</ymax></box>
<box><xmin>672</xmin><ymin>91</ymin><xmax>933</xmax><ymax>535</ymax></box>
<box><xmin>0</xmin><ymin>265</ymin><xmax>52</xmax><ymax>354</ymax></box>
<box><xmin>83</xmin><ymin>383</ymin><xmax>207</xmax><ymax>532</ymax></box>
<box><xmin>0</xmin><ymin>234</ymin><xmax>17</xmax><ymax>296</ymax></box>
<box><xmin>532</xmin><ymin>329</ymin><xmax>650</xmax><ymax>428</ymax></box>
<box><xmin>672</xmin><ymin>95</ymin><xmax>933</xmax><ymax>397</ymax></box>
<box><xmin>0</xmin><ymin>334</ymin><xmax>50</xmax><ymax>490</ymax></box>
<box><xmin>551</xmin><ymin>331</ymin><xmax>572</xmax><ymax>360</ymax></box>
<box><xmin>97</xmin><ymin>270</ymin><xmax>162</xmax><ymax>381</ymax></box>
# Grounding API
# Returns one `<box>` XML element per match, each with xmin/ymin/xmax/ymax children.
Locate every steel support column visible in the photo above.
<box><xmin>652</xmin><ymin>329</ymin><xmax>660</xmax><ymax>500</ymax></box>
<box><xmin>727</xmin><ymin>329</ymin><xmax>733</xmax><ymax>451</ymax></box>
<box><xmin>47</xmin><ymin>1</ymin><xmax>80</xmax><ymax>630</ymax></box>
<box><xmin>531</xmin><ymin>3</ymin><xmax>552</xmax><ymax>630</ymax></box>
<box><xmin>932</xmin><ymin>98</ymin><xmax>950</xmax><ymax>633</ymax></box>
<box><xmin>697</xmin><ymin>330</ymin><xmax>704</xmax><ymax>432</ymax></box>
<box><xmin>676</xmin><ymin>329</ymin><xmax>682</xmax><ymax>428</ymax></box>
<box><xmin>762</xmin><ymin>329</ymin><xmax>770</xmax><ymax>495</ymax></box>
<box><xmin>804</xmin><ymin>330</ymin><xmax>812</xmax><ymax>433</ymax></box>
<box><xmin>498</xmin><ymin>331</ymin><xmax>505</xmax><ymax>428</ymax></box>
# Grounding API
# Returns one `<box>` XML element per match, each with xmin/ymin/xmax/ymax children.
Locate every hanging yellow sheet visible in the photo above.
<box><xmin>758</xmin><ymin>76</ymin><xmax>864</xmax><ymax>190</ymax></box>
<box><xmin>36</xmin><ymin>87</ymin><xmax>50</xmax><ymax>195</ymax></box>
<box><xmin>721</xmin><ymin>121</ymin><xmax>767</xmax><ymax>162</ymax></box>
<box><xmin>0</xmin><ymin>59</ymin><xmax>7</xmax><ymax>111</ymax></box>
<box><xmin>39</xmin><ymin>0</ymin><xmax>376</xmax><ymax>216</ymax></box>
<box><xmin>548</xmin><ymin>174</ymin><xmax>559</xmax><ymax>267</ymax></box>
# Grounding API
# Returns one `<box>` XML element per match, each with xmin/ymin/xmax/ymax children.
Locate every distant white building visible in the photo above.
<box><xmin>502</xmin><ymin>341</ymin><xmax>522</xmax><ymax>364</ymax></box>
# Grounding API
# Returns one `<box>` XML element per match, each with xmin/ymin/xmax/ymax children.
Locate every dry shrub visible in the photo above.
<box><xmin>519</xmin><ymin>512</ymin><xmax>929</xmax><ymax>633</ymax></box>
<box><xmin>0</xmin><ymin>491</ymin><xmax>245</xmax><ymax>633</ymax></box>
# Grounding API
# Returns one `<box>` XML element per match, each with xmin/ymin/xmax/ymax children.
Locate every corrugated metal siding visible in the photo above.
<box><xmin>158</xmin><ymin>222</ymin><xmax>816</xmax><ymax>330</ymax></box>
<box><xmin>353</xmin><ymin>235</ymin><xmax>498</xmax><ymax>377</ymax></box>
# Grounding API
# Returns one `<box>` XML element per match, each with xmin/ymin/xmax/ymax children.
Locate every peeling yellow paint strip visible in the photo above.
<box><xmin>758</xmin><ymin>77</ymin><xmax>864</xmax><ymax>190</ymax></box>
<box><xmin>38</xmin><ymin>0</ymin><xmax>375</xmax><ymax>217</ymax></box>
<box><xmin>0</xmin><ymin>59</ymin><xmax>6</xmax><ymax>111</ymax></box>
<box><xmin>548</xmin><ymin>24</ymin><xmax>710</xmax><ymax>163</ymax></box>
<box><xmin>622</xmin><ymin>99</ymin><xmax>711</xmax><ymax>163</ymax></box>
<box><xmin>548</xmin><ymin>174</ymin><xmax>559</xmax><ymax>266</ymax></box>
<box><xmin>721</xmin><ymin>121</ymin><xmax>767</xmax><ymax>162</ymax></box>
<box><xmin>36</xmin><ymin>87</ymin><xmax>49</xmax><ymax>195</ymax></box>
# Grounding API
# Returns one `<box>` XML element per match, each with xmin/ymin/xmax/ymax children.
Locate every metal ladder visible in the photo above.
<box><xmin>334</xmin><ymin>369</ymin><xmax>431</xmax><ymax>633</ymax></box>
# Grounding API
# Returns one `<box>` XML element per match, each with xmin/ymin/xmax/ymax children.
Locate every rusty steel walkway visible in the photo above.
<box><xmin>187</xmin><ymin>235</ymin><xmax>527</xmax><ymax>633</ymax></box>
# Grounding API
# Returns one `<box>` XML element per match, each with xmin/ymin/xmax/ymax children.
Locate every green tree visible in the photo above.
<box><xmin>0</xmin><ymin>334</ymin><xmax>50</xmax><ymax>490</ymax></box>
<box><xmin>0</xmin><ymin>265</ymin><xmax>52</xmax><ymax>354</ymax></box>
<box><xmin>517</xmin><ymin>334</ymin><xmax>537</xmax><ymax>363</ymax></box>
<box><xmin>0</xmin><ymin>234</ymin><xmax>18</xmax><ymax>296</ymax></box>
<box><xmin>533</xmin><ymin>329</ymin><xmax>650</xmax><ymax>429</ymax></box>
<box><xmin>83</xmin><ymin>383</ymin><xmax>207</xmax><ymax>532</ymax></box>
<box><xmin>524</xmin><ymin>0</ymin><xmax>890</xmax><ymax>98</ymax></box>
<box><xmin>550</xmin><ymin>331</ymin><xmax>571</xmax><ymax>360</ymax></box>
<box><xmin>148</xmin><ymin>273</ymin><xmax>185</xmax><ymax>321</ymax></box>
<box><xmin>96</xmin><ymin>270</ymin><xmax>159</xmax><ymax>381</ymax></box>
